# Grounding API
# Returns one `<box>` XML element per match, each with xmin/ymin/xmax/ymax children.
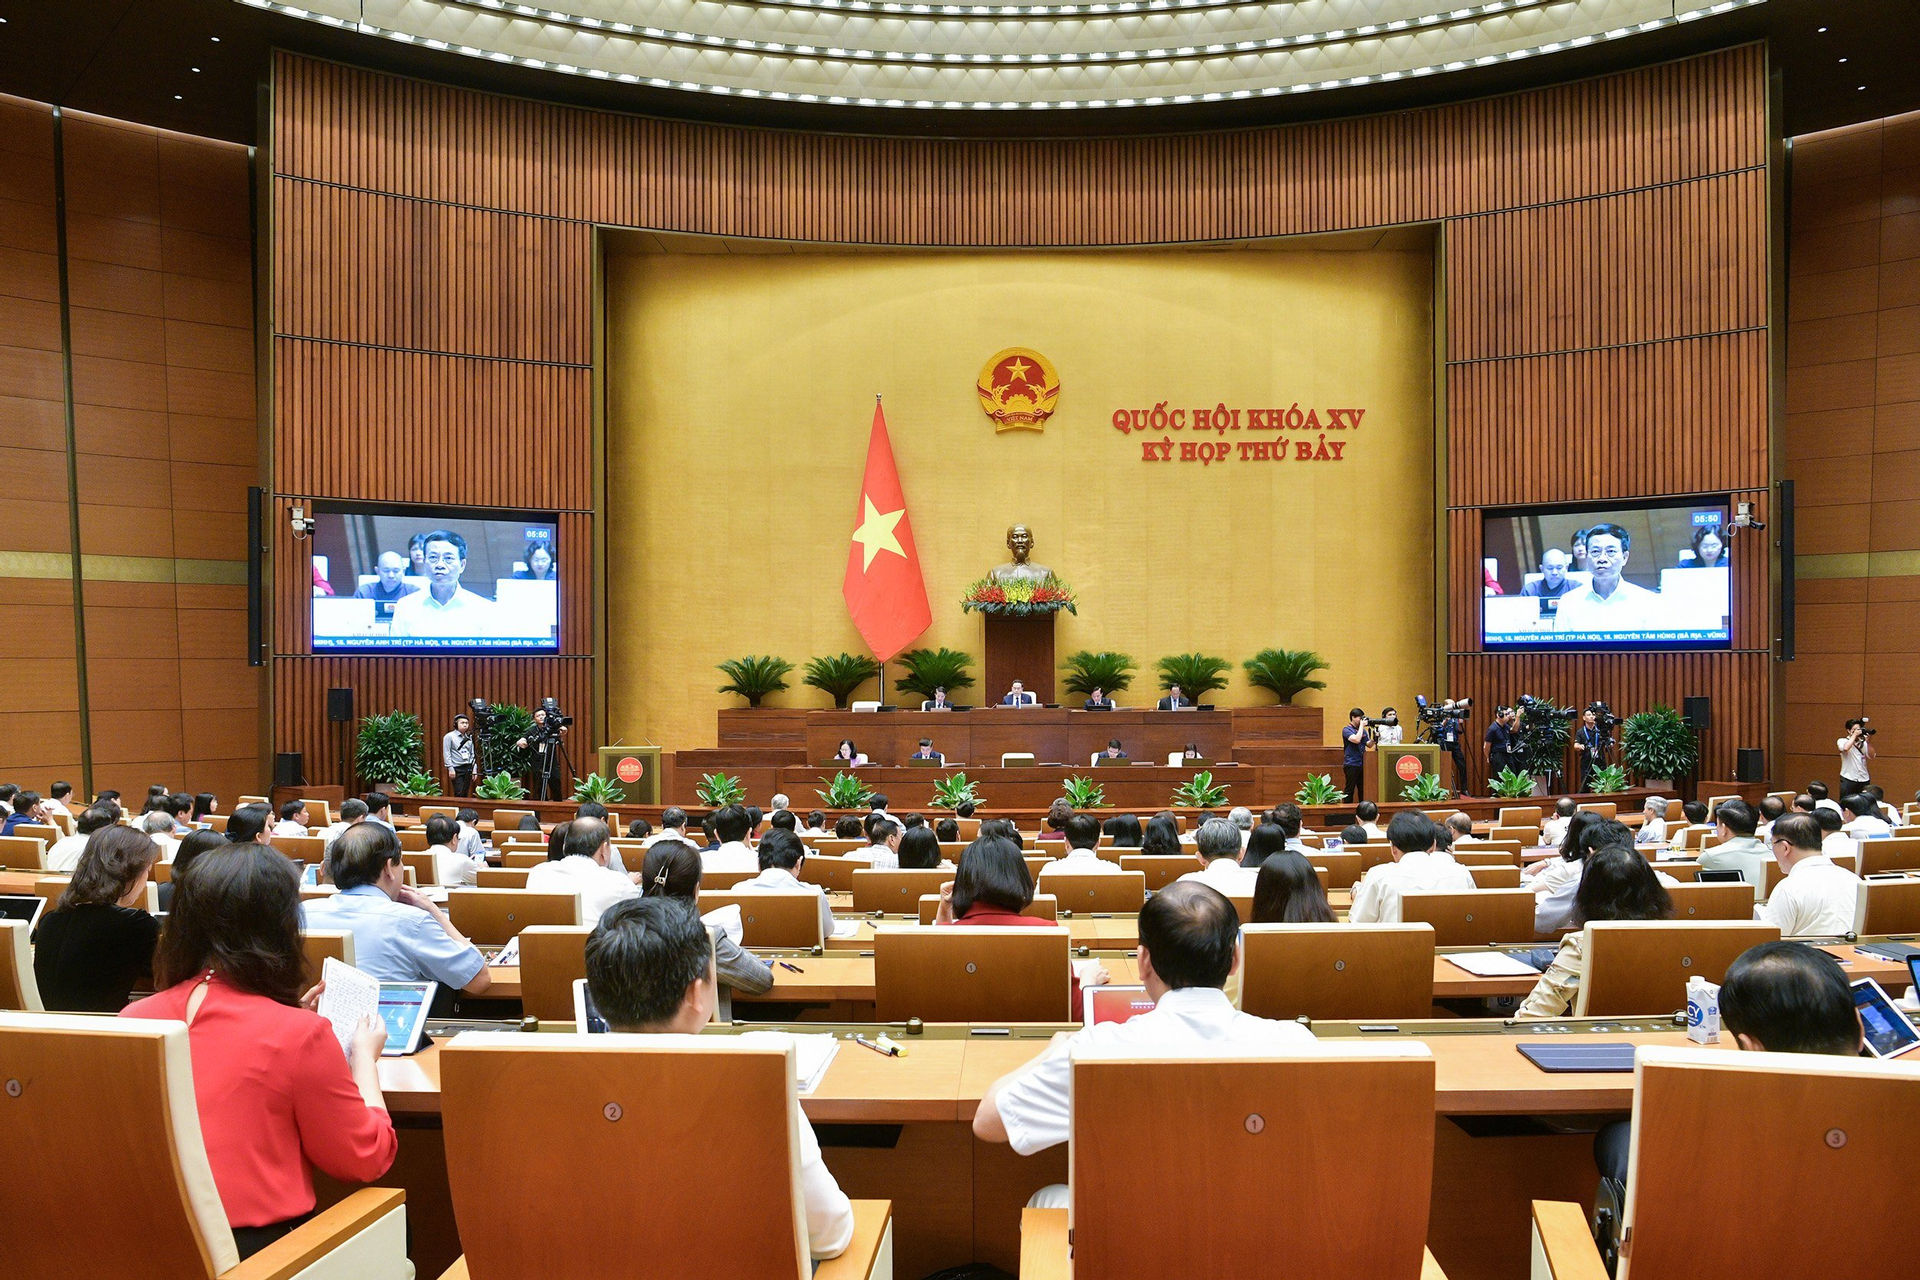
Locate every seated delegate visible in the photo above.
<box><xmin>638</xmin><ymin>840</ymin><xmax>774</xmax><ymax>995</ymax></box>
<box><xmin>33</xmin><ymin>825</ymin><xmax>162</xmax><ymax>1012</ymax></box>
<box><xmin>1518</xmin><ymin>846</ymin><xmax>1673</xmax><ymax>1019</ymax></box>
<box><xmin>1348</xmin><ymin>812</ymin><xmax>1474</xmax><ymax>925</ymax></box>
<box><xmin>301</xmin><ymin>823</ymin><xmax>492</xmax><ymax>994</ymax></box>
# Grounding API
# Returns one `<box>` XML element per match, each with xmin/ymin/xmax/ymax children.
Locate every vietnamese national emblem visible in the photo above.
<box><xmin>975</xmin><ymin>348</ymin><xmax>1061</xmax><ymax>432</ymax></box>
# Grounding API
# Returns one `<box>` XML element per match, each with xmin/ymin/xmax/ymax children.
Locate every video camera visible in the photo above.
<box><xmin>539</xmin><ymin>696</ymin><xmax>575</xmax><ymax>730</ymax></box>
<box><xmin>1516</xmin><ymin>694</ymin><xmax>1575</xmax><ymax>723</ymax></box>
<box><xmin>1414</xmin><ymin>695</ymin><xmax>1471</xmax><ymax>724</ymax></box>
<box><xmin>1586</xmin><ymin>700</ymin><xmax>1622</xmax><ymax>734</ymax></box>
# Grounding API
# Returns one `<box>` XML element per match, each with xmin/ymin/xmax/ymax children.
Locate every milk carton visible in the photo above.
<box><xmin>1686</xmin><ymin>976</ymin><xmax>1720</xmax><ymax>1044</ymax></box>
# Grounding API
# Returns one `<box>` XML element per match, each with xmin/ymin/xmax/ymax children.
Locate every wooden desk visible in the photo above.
<box><xmin>802</xmin><ymin>707</ymin><xmax>1235</xmax><ymax>768</ymax></box>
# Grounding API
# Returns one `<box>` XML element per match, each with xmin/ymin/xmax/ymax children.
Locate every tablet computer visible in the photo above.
<box><xmin>1083</xmin><ymin>984</ymin><xmax>1153</xmax><ymax>1027</ymax></box>
<box><xmin>0</xmin><ymin>894</ymin><xmax>46</xmax><ymax>931</ymax></box>
<box><xmin>377</xmin><ymin>981</ymin><xmax>438</xmax><ymax>1056</ymax></box>
<box><xmin>573</xmin><ymin>978</ymin><xmax>611</xmax><ymax>1033</ymax></box>
<box><xmin>1697</xmin><ymin>869</ymin><xmax>1746</xmax><ymax>883</ymax></box>
<box><xmin>1851</xmin><ymin>978</ymin><xmax>1920</xmax><ymax>1059</ymax></box>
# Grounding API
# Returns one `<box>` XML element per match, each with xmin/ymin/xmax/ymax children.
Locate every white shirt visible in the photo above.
<box><xmin>702</xmin><ymin>840</ymin><xmax>759</xmax><ymax>874</ymax></box>
<box><xmin>1541</xmin><ymin>816</ymin><xmax>1571</xmax><ymax>847</ymax></box>
<box><xmin>524</xmin><ymin>855</ymin><xmax>638</xmax><ymax>927</ymax></box>
<box><xmin>1360</xmin><ymin>822</ymin><xmax>1386</xmax><ymax>842</ymax></box>
<box><xmin>1758</xmin><ymin>855</ymin><xmax>1861</xmax><ymax>937</ymax></box>
<box><xmin>272</xmin><ymin>819</ymin><xmax>310</xmax><ymax>839</ymax></box>
<box><xmin>734</xmin><ymin>865</ymin><xmax>834</xmax><ymax>942</ymax></box>
<box><xmin>434</xmin><ymin>842</ymin><xmax>487</xmax><ymax>889</ymax></box>
<box><xmin>1823</xmin><ymin>830</ymin><xmax>1857</xmax><ymax>860</ymax></box>
<box><xmin>42</xmin><ymin>797</ymin><xmax>71</xmax><ymax>819</ymax></box>
<box><xmin>1349</xmin><ymin>850</ymin><xmax>1476</xmax><ymax>924</ymax></box>
<box><xmin>1843</xmin><ymin>815</ymin><xmax>1893</xmax><ymax>839</ymax></box>
<box><xmin>387</xmin><ymin>584</ymin><xmax>495</xmax><ymax>636</ymax></box>
<box><xmin>1636</xmin><ymin>816</ymin><xmax>1667</xmax><ymax>846</ymax></box>
<box><xmin>991</xmin><ymin>986</ymin><xmax>1319</xmax><ymax>1155</ymax></box>
<box><xmin>641</xmin><ymin>828</ymin><xmax>691</xmax><ymax>849</ymax></box>
<box><xmin>1699</xmin><ymin>836</ymin><xmax>1772</xmax><ymax>902</ymax></box>
<box><xmin>1837</xmin><ymin>738</ymin><xmax>1870</xmax><ymax>783</ymax></box>
<box><xmin>1039</xmin><ymin>846</ymin><xmax>1124</xmax><ymax>875</ymax></box>
<box><xmin>319</xmin><ymin>821</ymin><xmax>352</xmax><ymax>850</ymax></box>
<box><xmin>1177</xmin><ymin>859</ymin><xmax>1259</xmax><ymax>897</ymax></box>
<box><xmin>859</xmin><ymin>844</ymin><xmax>899</xmax><ymax>870</ymax></box>
<box><xmin>45</xmin><ymin>832</ymin><xmax>91</xmax><ymax>873</ymax></box>
<box><xmin>1554</xmin><ymin>577</ymin><xmax>1666</xmax><ymax>632</ymax></box>
<box><xmin>1525</xmin><ymin>857</ymin><xmax>1585</xmax><ymax>935</ymax></box>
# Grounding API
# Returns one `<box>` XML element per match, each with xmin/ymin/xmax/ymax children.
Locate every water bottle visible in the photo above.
<box><xmin>1686</xmin><ymin>976</ymin><xmax>1720</xmax><ymax>1044</ymax></box>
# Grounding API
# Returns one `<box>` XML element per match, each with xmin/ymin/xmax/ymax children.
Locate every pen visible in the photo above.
<box><xmin>777</xmin><ymin>961</ymin><xmax>805</xmax><ymax>973</ymax></box>
<box><xmin>852</xmin><ymin>1034</ymin><xmax>899</xmax><ymax>1057</ymax></box>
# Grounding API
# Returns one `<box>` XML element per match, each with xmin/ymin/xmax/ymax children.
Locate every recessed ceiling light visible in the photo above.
<box><xmin>1816</xmin><ymin>26</ymin><xmax>1827</xmax><ymax>32</ymax></box>
<box><xmin>172</xmin><ymin>94</ymin><xmax>183</xmax><ymax>100</ymax></box>
<box><xmin>210</xmin><ymin>35</ymin><xmax>221</xmax><ymax>42</ymax></box>
<box><xmin>191</xmin><ymin>66</ymin><xmax>201</xmax><ymax>72</ymax></box>
<box><xmin>1858</xmin><ymin>85</ymin><xmax>1867</xmax><ymax>91</ymax></box>
<box><xmin>1838</xmin><ymin>57</ymin><xmax>1848</xmax><ymax>63</ymax></box>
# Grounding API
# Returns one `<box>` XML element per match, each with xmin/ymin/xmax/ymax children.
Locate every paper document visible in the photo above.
<box><xmin>1445</xmin><ymin>951</ymin><xmax>1542</xmax><ymax>977</ymax></box>
<box><xmin>489</xmin><ymin>935</ymin><xmax>521</xmax><ymax>967</ymax></box>
<box><xmin>739</xmin><ymin>1031</ymin><xmax>841</xmax><ymax>1095</ymax></box>
<box><xmin>316</xmin><ymin>956</ymin><xmax>381</xmax><ymax>1054</ymax></box>
<box><xmin>830</xmin><ymin>920</ymin><xmax>862</xmax><ymax>940</ymax></box>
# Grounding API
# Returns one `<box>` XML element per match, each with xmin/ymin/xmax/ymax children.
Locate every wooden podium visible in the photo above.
<box><xmin>1376</xmin><ymin>743</ymin><xmax>1442</xmax><ymax>803</ymax></box>
<box><xmin>982</xmin><ymin>614</ymin><xmax>1056</xmax><ymax>704</ymax></box>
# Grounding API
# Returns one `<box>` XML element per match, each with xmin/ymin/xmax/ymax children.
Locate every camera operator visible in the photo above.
<box><xmin>442</xmin><ymin>712</ymin><xmax>477</xmax><ymax>797</ymax></box>
<box><xmin>1572</xmin><ymin>704</ymin><xmax>1611</xmax><ymax>793</ymax></box>
<box><xmin>1418</xmin><ymin>698</ymin><xmax>1472</xmax><ymax>796</ymax></box>
<box><xmin>1837</xmin><ymin>717</ymin><xmax>1876</xmax><ymax>797</ymax></box>
<box><xmin>515</xmin><ymin>705</ymin><xmax>570</xmax><ymax>801</ymax></box>
<box><xmin>1483</xmin><ymin>705</ymin><xmax>1518</xmax><ymax>785</ymax></box>
<box><xmin>1342</xmin><ymin>708</ymin><xmax>1374</xmax><ymax>802</ymax></box>
<box><xmin>1372</xmin><ymin>709</ymin><xmax>1403</xmax><ymax>746</ymax></box>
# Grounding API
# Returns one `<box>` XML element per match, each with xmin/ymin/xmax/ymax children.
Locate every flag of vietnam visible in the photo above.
<box><xmin>843</xmin><ymin>400</ymin><xmax>932</xmax><ymax>663</ymax></box>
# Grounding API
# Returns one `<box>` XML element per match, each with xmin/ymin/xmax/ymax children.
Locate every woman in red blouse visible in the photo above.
<box><xmin>933</xmin><ymin>835</ymin><xmax>1107</xmax><ymax>1011</ymax></box>
<box><xmin>122</xmin><ymin>846</ymin><xmax>398</xmax><ymax>1258</ymax></box>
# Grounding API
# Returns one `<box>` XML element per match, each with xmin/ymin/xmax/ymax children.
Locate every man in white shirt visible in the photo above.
<box><xmin>1349</xmin><ymin>812</ymin><xmax>1475</xmax><ymax>924</ymax></box>
<box><xmin>1267</xmin><ymin>804</ymin><xmax>1314</xmax><ymax>856</ymax></box>
<box><xmin>1039</xmin><ymin>814</ymin><xmax>1124</xmax><ymax>876</ymax></box>
<box><xmin>525</xmin><ymin>817</ymin><xmax>639</xmax><ymax>927</ymax></box>
<box><xmin>1635</xmin><ymin>796</ymin><xmax>1668</xmax><ymax>847</ymax></box>
<box><xmin>702</xmin><ymin>804</ymin><xmax>760</xmax><ymax>874</ymax></box>
<box><xmin>731</xmin><ymin>829</ymin><xmax>834</xmax><ymax>944</ymax></box>
<box><xmin>973</xmin><ymin>882</ymin><xmax>1320</xmax><ymax>1165</ymax></box>
<box><xmin>272</xmin><ymin>800</ymin><xmax>312</xmax><ymax>840</ymax></box>
<box><xmin>1353</xmin><ymin>800</ymin><xmax>1386</xmax><ymax>843</ymax></box>
<box><xmin>1176</xmin><ymin>819</ymin><xmax>1258</xmax><ymax>896</ymax></box>
<box><xmin>139</xmin><ymin>810</ymin><xmax>181</xmax><ymax>862</ymax></box>
<box><xmin>453</xmin><ymin>808</ymin><xmax>488</xmax><ymax>862</ymax></box>
<box><xmin>584</xmin><ymin>896</ymin><xmax>854</xmax><ymax>1261</ymax></box>
<box><xmin>1553</xmin><ymin>523</ymin><xmax>1668</xmax><ymax>634</ymax></box>
<box><xmin>1227</xmin><ymin>807</ymin><xmax>1254</xmax><ymax>850</ymax></box>
<box><xmin>642</xmin><ymin>806</ymin><xmax>693</xmax><ymax>849</ymax></box>
<box><xmin>1813</xmin><ymin>806</ymin><xmax>1855</xmax><ymax>861</ymax></box>
<box><xmin>1444</xmin><ymin>813</ymin><xmax>1481</xmax><ymax>845</ymax></box>
<box><xmin>768</xmin><ymin>793</ymin><xmax>791</xmax><ymax>814</ymax></box>
<box><xmin>847</xmin><ymin>813</ymin><xmax>901</xmax><ymax>869</ymax></box>
<box><xmin>1839</xmin><ymin>793</ymin><xmax>1893</xmax><ymax>839</ymax></box>
<box><xmin>1753</xmin><ymin>796</ymin><xmax>1786</xmax><ymax>844</ymax></box>
<box><xmin>46</xmin><ymin>805</ymin><xmax>114</xmax><ymax>872</ymax></box>
<box><xmin>319</xmin><ymin>797</ymin><xmax>369</xmax><ymax>850</ymax></box>
<box><xmin>1541</xmin><ymin>798</ymin><xmax>1577</xmax><ymax>848</ymax></box>
<box><xmin>1758</xmin><ymin>814</ymin><xmax>1861</xmax><ymax>937</ymax></box>
<box><xmin>387</xmin><ymin>528</ymin><xmax>497</xmax><ymax>637</ymax></box>
<box><xmin>1699</xmin><ymin>799</ymin><xmax>1772</xmax><ymax>901</ymax></box>
<box><xmin>798</xmin><ymin>809</ymin><xmax>831</xmax><ymax>838</ymax></box>
<box><xmin>1836</xmin><ymin>717</ymin><xmax>1874</xmax><ymax>796</ymax></box>
<box><xmin>427</xmin><ymin>813</ymin><xmax>486</xmax><ymax>889</ymax></box>
<box><xmin>43</xmin><ymin>781</ymin><xmax>74</xmax><ymax>821</ymax></box>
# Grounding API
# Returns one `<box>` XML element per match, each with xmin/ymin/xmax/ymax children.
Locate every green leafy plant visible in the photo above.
<box><xmin>1293</xmin><ymin>773</ymin><xmax>1347</xmax><ymax>806</ymax></box>
<box><xmin>1059</xmin><ymin>650</ymin><xmax>1137</xmax><ymax>697</ymax></box>
<box><xmin>391</xmin><ymin>769</ymin><xmax>440</xmax><ymax>797</ymax></box>
<box><xmin>1511</xmin><ymin>696</ymin><xmax>1576</xmax><ymax>777</ymax></box>
<box><xmin>1400</xmin><ymin>772</ymin><xmax>1452</xmax><ymax>803</ymax></box>
<box><xmin>716</xmin><ymin>655</ymin><xmax>794</xmax><ymax>708</ymax></box>
<box><xmin>1060</xmin><ymin>776</ymin><xmax>1107</xmax><ymax>808</ymax></box>
<box><xmin>475</xmin><ymin>771</ymin><xmax>528</xmax><ymax>801</ymax></box>
<box><xmin>816</xmin><ymin>771</ymin><xmax>875</xmax><ymax>809</ymax></box>
<box><xmin>1489</xmin><ymin>768</ymin><xmax>1538</xmax><ymax>800</ymax></box>
<box><xmin>479</xmin><ymin>703</ymin><xmax>536</xmax><ymax>780</ymax></box>
<box><xmin>1155</xmin><ymin>653</ymin><xmax>1231</xmax><ymax>698</ymax></box>
<box><xmin>1621</xmin><ymin>705</ymin><xmax>1700</xmax><ymax>782</ymax></box>
<box><xmin>1586</xmin><ymin>764</ymin><xmax>1630</xmax><ymax>795</ymax></box>
<box><xmin>1171</xmin><ymin>770</ymin><xmax>1229</xmax><ymax>809</ymax></box>
<box><xmin>695</xmin><ymin>773</ymin><xmax>747</xmax><ymax>807</ymax></box>
<box><xmin>802</xmin><ymin>652</ymin><xmax>881</xmax><ymax>708</ymax></box>
<box><xmin>929</xmin><ymin>773</ymin><xmax>982</xmax><ymax>811</ymax></box>
<box><xmin>572</xmin><ymin>772</ymin><xmax>627</xmax><ymax>805</ymax></box>
<box><xmin>893</xmin><ymin>647</ymin><xmax>977</xmax><ymax>700</ymax></box>
<box><xmin>354</xmin><ymin>710</ymin><xmax>424</xmax><ymax>786</ymax></box>
<box><xmin>1243</xmin><ymin>649</ymin><xmax>1330</xmax><ymax>704</ymax></box>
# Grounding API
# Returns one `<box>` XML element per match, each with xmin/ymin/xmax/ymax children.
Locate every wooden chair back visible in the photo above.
<box><xmin>1240</xmin><ymin>923</ymin><xmax>1436</xmax><ymax>1021</ymax></box>
<box><xmin>1497</xmin><ymin>806</ymin><xmax>1542</xmax><ymax>829</ymax></box>
<box><xmin>1576</xmin><ymin>921</ymin><xmax>1781</xmax><ymax>1017</ymax></box>
<box><xmin>917</xmin><ymin>895</ymin><xmax>1058</xmax><ymax>924</ymax></box>
<box><xmin>874</xmin><ymin>926</ymin><xmax>1070</xmax><ymax>1021</ymax></box>
<box><xmin>501</xmin><ymin>850</ymin><xmax>547</xmax><ymax>869</ymax></box>
<box><xmin>440</xmin><ymin>1034</ymin><xmax>817</xmax><ymax>1278</ymax></box>
<box><xmin>30</xmin><ymin>877</ymin><xmax>68</xmax><ymax>909</ymax></box>
<box><xmin>797</xmin><ymin>855</ymin><xmax>857</xmax><ymax>892</ymax></box>
<box><xmin>1857</xmin><ymin>837</ymin><xmax>1920</xmax><ymax>877</ymax></box>
<box><xmin>1490</xmin><ymin>826</ymin><xmax>1536</xmax><ymax>845</ymax></box>
<box><xmin>1023</xmin><ymin>856</ymin><xmax>1053</xmax><ymax>880</ymax></box>
<box><xmin>851</xmin><ymin>868</ymin><xmax>951</xmax><ymax>912</ymax></box>
<box><xmin>476</xmin><ymin>868</ymin><xmax>531</xmax><ymax>889</ymax></box>
<box><xmin>0</xmin><ymin>920</ymin><xmax>43</xmax><ymax>1010</ymax></box>
<box><xmin>936</xmin><ymin>841</ymin><xmax>971</xmax><ymax>862</ymax></box>
<box><xmin>201</xmin><ymin>814</ymin><xmax>228</xmax><ymax>832</ymax></box>
<box><xmin>1576</xmin><ymin>802</ymin><xmax>1617</xmax><ymax>819</ymax></box>
<box><xmin>490</xmin><ymin>808</ymin><xmax>536</xmax><ymax>832</ymax></box>
<box><xmin>300</xmin><ymin>799</ymin><xmax>333</xmax><ymax>826</ymax></box>
<box><xmin>299</xmin><ymin>929</ymin><xmax>355</xmax><ymax>988</ymax></box>
<box><xmin>419</xmin><ymin>805</ymin><xmax>458</xmax><ymax>824</ymax></box>
<box><xmin>1664</xmin><ymin>798</ymin><xmax>1685</xmax><ymax>822</ymax></box>
<box><xmin>1665</xmin><ymin>881</ymin><xmax>1763</xmax><ymax>921</ymax></box>
<box><xmin>14</xmin><ymin>824</ymin><xmax>59</xmax><ymax>847</ymax></box>
<box><xmin>516</xmin><ymin>925</ymin><xmax>591</xmax><ymax>1022</ymax></box>
<box><xmin>0</xmin><ymin>1013</ymin><xmax>241</xmax><ymax>1277</ymax></box>
<box><xmin>1469</xmin><ymin>865</ymin><xmax>1522</xmax><ymax>888</ymax></box>
<box><xmin>1037</xmin><ymin>871</ymin><xmax>1145</xmax><ymax>914</ymax></box>
<box><xmin>447</xmin><ymin>889</ymin><xmax>581</xmax><ymax>944</ymax></box>
<box><xmin>273</xmin><ymin>834</ymin><xmax>323</xmax><ymax>862</ymax></box>
<box><xmin>702</xmin><ymin>867</ymin><xmax>757</xmax><ymax>891</ymax></box>
<box><xmin>698</xmin><ymin>891</ymin><xmax>824</xmax><ymax>948</ymax></box>
<box><xmin>812</xmin><ymin>839</ymin><xmax>864</xmax><ymax>858</ymax></box>
<box><xmin>1615</xmin><ymin>1047</ymin><xmax>1920</xmax><ymax>1279</ymax></box>
<box><xmin>0</xmin><ymin>834</ymin><xmax>46</xmax><ymax>869</ymax></box>
<box><xmin>1477</xmin><ymin>840</ymin><xmax>1525</xmax><ymax>858</ymax></box>
<box><xmin>1400</xmin><ymin>888</ymin><xmax>1537</xmax><ymax>945</ymax></box>
<box><xmin>1452</xmin><ymin>849</ymin><xmax>1518</xmax><ymax>867</ymax></box>
<box><xmin>1856</xmin><ymin>876</ymin><xmax>1920</xmax><ymax>935</ymax></box>
<box><xmin>401</xmin><ymin>851</ymin><xmax>440</xmax><ymax>886</ymax></box>
<box><xmin>1310</xmin><ymin>850</ymin><xmax>1362</xmax><ymax>889</ymax></box>
<box><xmin>395</xmin><ymin>828</ymin><xmax>428</xmax><ymax>852</ymax></box>
<box><xmin>1653</xmin><ymin>859</ymin><xmax>1699</xmax><ymax>881</ymax></box>
<box><xmin>1066</xmin><ymin>1049</ymin><xmax>1436</xmax><ymax>1278</ymax></box>
<box><xmin>1120</xmin><ymin>854</ymin><xmax>1197</xmax><ymax>891</ymax></box>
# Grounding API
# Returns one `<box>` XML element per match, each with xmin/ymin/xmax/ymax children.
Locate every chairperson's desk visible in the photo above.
<box><xmin>371</xmin><ymin>1014</ymin><xmax>1733</xmax><ymax>1280</ymax></box>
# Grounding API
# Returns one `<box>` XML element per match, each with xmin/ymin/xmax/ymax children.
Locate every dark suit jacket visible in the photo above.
<box><xmin>921</xmin><ymin>700</ymin><xmax>954</xmax><ymax>711</ymax></box>
<box><xmin>1083</xmin><ymin>698</ymin><xmax>1115</xmax><ymax>710</ymax></box>
<box><xmin>1157</xmin><ymin>697</ymin><xmax>1189</xmax><ymax>711</ymax></box>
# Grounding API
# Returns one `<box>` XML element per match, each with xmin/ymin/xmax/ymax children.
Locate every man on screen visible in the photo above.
<box><xmin>1519</xmin><ymin>548</ymin><xmax>1577</xmax><ymax>600</ymax></box>
<box><xmin>352</xmin><ymin>552</ymin><xmax>419</xmax><ymax>605</ymax></box>
<box><xmin>387</xmin><ymin>529</ymin><xmax>495</xmax><ymax>637</ymax></box>
<box><xmin>1551</xmin><ymin>523</ymin><xmax>1665</xmax><ymax>633</ymax></box>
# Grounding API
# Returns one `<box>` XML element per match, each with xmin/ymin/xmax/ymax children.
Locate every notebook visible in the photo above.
<box><xmin>1446</xmin><ymin>951</ymin><xmax>1543</xmax><ymax>977</ymax></box>
<box><xmin>1517</xmin><ymin>1043</ymin><xmax>1636</xmax><ymax>1073</ymax></box>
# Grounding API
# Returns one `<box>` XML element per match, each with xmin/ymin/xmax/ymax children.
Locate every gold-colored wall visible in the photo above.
<box><xmin>606</xmin><ymin>240</ymin><xmax>1436</xmax><ymax>748</ymax></box>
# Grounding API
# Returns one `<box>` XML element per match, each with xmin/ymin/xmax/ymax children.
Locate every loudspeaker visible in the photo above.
<box><xmin>273</xmin><ymin>752</ymin><xmax>305</xmax><ymax>787</ymax></box>
<box><xmin>1682</xmin><ymin>696</ymin><xmax>1711</xmax><ymax>730</ymax></box>
<box><xmin>1736</xmin><ymin>748</ymin><xmax>1765</xmax><ymax>783</ymax></box>
<box><xmin>326</xmin><ymin>687</ymin><xmax>355</xmax><ymax>722</ymax></box>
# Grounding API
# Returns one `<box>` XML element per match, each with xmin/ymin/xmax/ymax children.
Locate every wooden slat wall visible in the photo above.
<box><xmin>271</xmin><ymin>44</ymin><xmax>1773</xmax><ymax>791</ymax></box>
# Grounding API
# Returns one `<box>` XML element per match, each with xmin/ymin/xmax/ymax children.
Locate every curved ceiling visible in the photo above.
<box><xmin>232</xmin><ymin>0</ymin><xmax>1764</xmax><ymax>109</ymax></box>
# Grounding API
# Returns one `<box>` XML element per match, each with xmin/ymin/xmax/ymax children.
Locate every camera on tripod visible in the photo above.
<box><xmin>1586</xmin><ymin>700</ymin><xmax>1622</xmax><ymax>734</ymax></box>
<box><xmin>1517</xmin><ymin>694</ymin><xmax>1574</xmax><ymax>722</ymax></box>
<box><xmin>539</xmin><ymin>696</ymin><xmax>575</xmax><ymax>730</ymax></box>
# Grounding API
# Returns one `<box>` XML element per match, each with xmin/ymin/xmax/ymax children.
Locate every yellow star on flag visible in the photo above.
<box><xmin>850</xmin><ymin>495</ymin><xmax>906</xmax><ymax>572</ymax></box>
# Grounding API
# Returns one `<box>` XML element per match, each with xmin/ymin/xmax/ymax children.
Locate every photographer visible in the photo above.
<box><xmin>1341</xmin><ymin>708</ymin><xmax>1373</xmax><ymax>802</ymax></box>
<box><xmin>515</xmin><ymin>705</ymin><xmax>569</xmax><ymax>801</ymax></box>
<box><xmin>1837</xmin><ymin>718</ymin><xmax>1875</xmax><ymax>797</ymax></box>
<box><xmin>1572</xmin><ymin>705</ymin><xmax>1611</xmax><ymax>793</ymax></box>
<box><xmin>442</xmin><ymin>713</ymin><xmax>477</xmax><ymax>797</ymax></box>
<box><xmin>1427</xmin><ymin>700</ymin><xmax>1470</xmax><ymax>796</ymax></box>
<box><xmin>1373</xmin><ymin>709</ymin><xmax>1403</xmax><ymax>746</ymax></box>
<box><xmin>1483</xmin><ymin>706</ymin><xmax>1517</xmax><ymax>785</ymax></box>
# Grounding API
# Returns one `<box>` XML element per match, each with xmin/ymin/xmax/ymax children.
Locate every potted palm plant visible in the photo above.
<box><xmin>1060</xmin><ymin>651</ymin><xmax>1136</xmax><ymax>698</ymax></box>
<box><xmin>1243</xmin><ymin>649</ymin><xmax>1329</xmax><ymax>704</ymax></box>
<box><xmin>716</xmin><ymin>655</ymin><xmax>794</xmax><ymax>708</ymax></box>
<box><xmin>480</xmin><ymin>703</ymin><xmax>536</xmax><ymax>780</ymax></box>
<box><xmin>893</xmin><ymin>648</ymin><xmax>976</xmax><ymax>703</ymax></box>
<box><xmin>695</xmin><ymin>774</ymin><xmax>747</xmax><ymax>807</ymax></box>
<box><xmin>1155</xmin><ymin>653</ymin><xmax>1231</xmax><ymax>702</ymax></box>
<box><xmin>816</xmin><ymin>772</ymin><xmax>875</xmax><ymax>809</ymax></box>
<box><xmin>802</xmin><ymin>652</ymin><xmax>881</xmax><ymax>708</ymax></box>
